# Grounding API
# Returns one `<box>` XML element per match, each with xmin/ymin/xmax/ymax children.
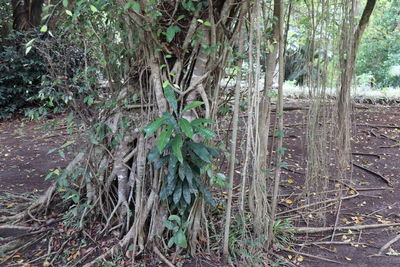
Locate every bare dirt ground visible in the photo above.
<box><xmin>0</xmin><ymin>115</ymin><xmax>79</xmax><ymax>194</ymax></box>
<box><xmin>270</xmin><ymin>101</ymin><xmax>400</xmax><ymax>267</ymax></box>
<box><xmin>1</xmin><ymin>103</ymin><xmax>400</xmax><ymax>266</ymax></box>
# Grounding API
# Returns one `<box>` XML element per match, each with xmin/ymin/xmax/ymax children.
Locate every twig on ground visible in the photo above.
<box><xmin>278</xmin><ymin>191</ymin><xmax>359</xmax><ymax>216</ymax></box>
<box><xmin>296</xmin><ymin>241</ymin><xmax>370</xmax><ymax>247</ymax></box>
<box><xmin>357</xmin><ymin>124</ymin><xmax>400</xmax><ymax>129</ymax></box>
<box><xmin>356</xmin><ymin>187</ymin><xmax>390</xmax><ymax>191</ymax></box>
<box><xmin>380</xmin><ymin>144</ymin><xmax>400</xmax><ymax>148</ymax></box>
<box><xmin>296</xmin><ymin>223</ymin><xmax>400</xmax><ymax>234</ymax></box>
<box><xmin>279</xmin><ymin>247</ymin><xmax>342</xmax><ymax>264</ymax></box>
<box><xmin>49</xmin><ymin>236</ymin><xmax>73</xmax><ymax>265</ymax></box>
<box><xmin>352</xmin><ymin>152</ymin><xmax>380</xmax><ymax>159</ymax></box>
<box><xmin>373</xmin><ymin>234</ymin><xmax>400</xmax><ymax>256</ymax></box>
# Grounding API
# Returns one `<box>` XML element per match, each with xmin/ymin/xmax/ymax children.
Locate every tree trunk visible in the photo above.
<box><xmin>31</xmin><ymin>1</ymin><xmax>248</xmax><ymax>263</ymax></box>
<box><xmin>12</xmin><ymin>0</ymin><xmax>44</xmax><ymax>30</ymax></box>
<box><xmin>337</xmin><ymin>0</ymin><xmax>377</xmax><ymax>158</ymax></box>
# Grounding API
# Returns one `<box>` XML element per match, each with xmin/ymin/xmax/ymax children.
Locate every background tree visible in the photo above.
<box><xmin>337</xmin><ymin>0</ymin><xmax>377</xmax><ymax>163</ymax></box>
<box><xmin>12</xmin><ymin>0</ymin><xmax>44</xmax><ymax>30</ymax></box>
<box><xmin>356</xmin><ymin>0</ymin><xmax>400</xmax><ymax>88</ymax></box>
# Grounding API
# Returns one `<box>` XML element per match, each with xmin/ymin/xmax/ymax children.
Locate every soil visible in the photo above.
<box><xmin>268</xmin><ymin>101</ymin><xmax>400</xmax><ymax>267</ymax></box>
<box><xmin>1</xmin><ymin>102</ymin><xmax>400</xmax><ymax>266</ymax></box>
<box><xmin>0</xmin><ymin>115</ymin><xmax>79</xmax><ymax>194</ymax></box>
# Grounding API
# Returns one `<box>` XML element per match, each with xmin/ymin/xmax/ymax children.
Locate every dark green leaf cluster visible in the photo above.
<box><xmin>356</xmin><ymin>1</ymin><xmax>400</xmax><ymax>88</ymax></box>
<box><xmin>163</xmin><ymin>215</ymin><xmax>188</xmax><ymax>249</ymax></box>
<box><xmin>0</xmin><ymin>33</ymin><xmax>47</xmax><ymax>119</ymax></box>
<box><xmin>144</xmin><ymin>93</ymin><xmax>218</xmax><ymax>215</ymax></box>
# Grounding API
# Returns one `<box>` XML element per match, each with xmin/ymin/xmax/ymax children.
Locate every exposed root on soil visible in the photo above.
<box><xmin>0</xmin><ymin>230</ymin><xmax>50</xmax><ymax>263</ymax></box>
<box><xmin>153</xmin><ymin>246</ymin><xmax>175</xmax><ymax>267</ymax></box>
<box><xmin>296</xmin><ymin>222</ymin><xmax>400</xmax><ymax>234</ymax></box>
<box><xmin>352</xmin><ymin>162</ymin><xmax>393</xmax><ymax>186</ymax></box>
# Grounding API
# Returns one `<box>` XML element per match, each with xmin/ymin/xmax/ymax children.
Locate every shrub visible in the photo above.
<box><xmin>0</xmin><ymin>33</ymin><xmax>47</xmax><ymax>119</ymax></box>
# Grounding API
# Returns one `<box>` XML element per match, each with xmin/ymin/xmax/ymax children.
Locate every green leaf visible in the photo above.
<box><xmin>159</xmin><ymin>186</ymin><xmax>169</xmax><ymax>201</ymax></box>
<box><xmin>163</xmin><ymin>112</ymin><xmax>180</xmax><ymax>132</ymax></box>
<box><xmin>178</xmin><ymin>118</ymin><xmax>193</xmax><ymax>138</ymax></box>
<box><xmin>25</xmin><ymin>38</ymin><xmax>36</xmax><ymax>48</ymax></box>
<box><xmin>89</xmin><ymin>5</ymin><xmax>98</xmax><ymax>12</ymax></box>
<box><xmin>277</xmin><ymin>147</ymin><xmax>287</xmax><ymax>156</ymax></box>
<box><xmin>171</xmin><ymin>135</ymin><xmax>183</xmax><ymax>163</ymax></box>
<box><xmin>168</xmin><ymin>215</ymin><xmax>181</xmax><ymax>224</ymax></box>
<box><xmin>188</xmin><ymin>142</ymin><xmax>212</xmax><ymax>163</ymax></box>
<box><xmin>178</xmin><ymin>164</ymin><xmax>185</xmax><ymax>181</ymax></box>
<box><xmin>206</xmin><ymin>146</ymin><xmax>219</xmax><ymax>157</ymax></box>
<box><xmin>154</xmin><ymin>156</ymin><xmax>168</xmax><ymax>169</ymax></box>
<box><xmin>175</xmin><ymin>230</ymin><xmax>187</xmax><ymax>248</ymax></box>
<box><xmin>62</xmin><ymin>0</ymin><xmax>68</xmax><ymax>7</ymax></box>
<box><xmin>163</xmin><ymin>83</ymin><xmax>178</xmax><ymax>114</ymax></box>
<box><xmin>187</xmin><ymin>150</ymin><xmax>206</xmax><ymax>169</ymax></box>
<box><xmin>40</xmin><ymin>25</ymin><xmax>48</xmax><ymax>32</ymax></box>
<box><xmin>58</xmin><ymin>149</ymin><xmax>65</xmax><ymax>159</ymax></box>
<box><xmin>89</xmin><ymin>135</ymin><xmax>99</xmax><ymax>145</ymax></box>
<box><xmin>168</xmin><ymin>155</ymin><xmax>179</xmax><ymax>177</ymax></box>
<box><xmin>204</xmin><ymin>21</ymin><xmax>212</xmax><ymax>26</ymax></box>
<box><xmin>191</xmin><ymin>118</ymin><xmax>214</xmax><ymax>126</ymax></box>
<box><xmin>195</xmin><ymin>126</ymin><xmax>216</xmax><ymax>140</ymax></box>
<box><xmin>66</xmin><ymin>10</ymin><xmax>73</xmax><ymax>16</ymax></box>
<box><xmin>181</xmin><ymin>101</ymin><xmax>204</xmax><ymax>114</ymax></box>
<box><xmin>166</xmin><ymin>25</ymin><xmax>181</xmax><ymax>42</ymax></box>
<box><xmin>25</xmin><ymin>46</ymin><xmax>32</xmax><ymax>55</ymax></box>
<box><xmin>157</xmin><ymin>125</ymin><xmax>173</xmax><ymax>152</ymax></box>
<box><xmin>123</xmin><ymin>1</ymin><xmax>140</xmax><ymax>12</ymax></box>
<box><xmin>173</xmin><ymin>182</ymin><xmax>182</xmax><ymax>204</ymax></box>
<box><xmin>167</xmin><ymin>237</ymin><xmax>175</xmax><ymax>248</ymax></box>
<box><xmin>274</xmin><ymin>129</ymin><xmax>285</xmax><ymax>137</ymax></box>
<box><xmin>143</xmin><ymin>117</ymin><xmax>167</xmax><ymax>137</ymax></box>
<box><xmin>147</xmin><ymin>146</ymin><xmax>160</xmax><ymax>163</ymax></box>
<box><xmin>162</xmin><ymin>220</ymin><xmax>175</xmax><ymax>230</ymax></box>
<box><xmin>278</xmin><ymin>161</ymin><xmax>289</xmax><ymax>168</ymax></box>
<box><xmin>60</xmin><ymin>140</ymin><xmax>75</xmax><ymax>148</ymax></box>
<box><xmin>202</xmin><ymin>187</ymin><xmax>214</xmax><ymax>207</ymax></box>
<box><xmin>182</xmin><ymin>162</ymin><xmax>193</xmax><ymax>185</ymax></box>
<box><xmin>182</xmin><ymin>182</ymin><xmax>191</xmax><ymax>204</ymax></box>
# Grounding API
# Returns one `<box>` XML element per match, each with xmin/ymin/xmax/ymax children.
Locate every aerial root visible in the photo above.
<box><xmin>153</xmin><ymin>246</ymin><xmax>175</xmax><ymax>267</ymax></box>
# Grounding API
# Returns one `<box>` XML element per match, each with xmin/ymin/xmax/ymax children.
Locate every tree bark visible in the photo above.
<box><xmin>337</xmin><ymin>0</ymin><xmax>377</xmax><ymax>155</ymax></box>
<box><xmin>12</xmin><ymin>0</ymin><xmax>44</xmax><ymax>30</ymax></box>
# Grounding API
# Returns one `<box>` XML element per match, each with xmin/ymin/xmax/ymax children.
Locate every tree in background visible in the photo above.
<box><xmin>356</xmin><ymin>0</ymin><xmax>400</xmax><ymax>88</ymax></box>
<box><xmin>12</xmin><ymin>0</ymin><xmax>44</xmax><ymax>30</ymax></box>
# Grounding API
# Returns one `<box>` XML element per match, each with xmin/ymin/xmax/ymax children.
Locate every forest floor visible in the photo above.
<box><xmin>1</xmin><ymin>102</ymin><xmax>400</xmax><ymax>266</ymax></box>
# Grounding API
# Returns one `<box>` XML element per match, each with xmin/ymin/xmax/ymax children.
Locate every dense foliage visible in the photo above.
<box><xmin>356</xmin><ymin>0</ymin><xmax>400</xmax><ymax>88</ymax></box>
<box><xmin>0</xmin><ymin>33</ymin><xmax>47</xmax><ymax>119</ymax></box>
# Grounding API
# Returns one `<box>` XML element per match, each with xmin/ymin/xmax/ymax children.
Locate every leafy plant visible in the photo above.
<box><xmin>0</xmin><ymin>33</ymin><xmax>47</xmax><ymax>119</ymax></box>
<box><xmin>163</xmin><ymin>215</ymin><xmax>189</xmax><ymax>249</ymax></box>
<box><xmin>273</xmin><ymin>219</ymin><xmax>297</xmax><ymax>247</ymax></box>
<box><xmin>144</xmin><ymin>90</ymin><xmax>218</xmax><ymax>216</ymax></box>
